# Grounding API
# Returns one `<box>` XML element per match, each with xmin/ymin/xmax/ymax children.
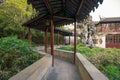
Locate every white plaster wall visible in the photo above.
<box><xmin>65</xmin><ymin>36</ymin><xmax>78</xmax><ymax>44</ymax></box>
<box><xmin>65</xmin><ymin>36</ymin><xmax>74</xmax><ymax>44</ymax></box>
<box><xmin>95</xmin><ymin>34</ymin><xmax>106</xmax><ymax>48</ymax></box>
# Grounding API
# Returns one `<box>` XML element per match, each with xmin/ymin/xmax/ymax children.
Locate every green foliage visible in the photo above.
<box><xmin>0</xmin><ymin>0</ymin><xmax>36</xmax><ymax>37</ymax></box>
<box><xmin>58</xmin><ymin>42</ymin><xmax>120</xmax><ymax>80</ymax></box>
<box><xmin>0</xmin><ymin>0</ymin><xmax>63</xmax><ymax>45</ymax></box>
<box><xmin>0</xmin><ymin>36</ymin><xmax>43</xmax><ymax>80</ymax></box>
<box><xmin>103</xmin><ymin>65</ymin><xmax>120</xmax><ymax>80</ymax></box>
<box><xmin>58</xmin><ymin>45</ymin><xmax>74</xmax><ymax>51</ymax></box>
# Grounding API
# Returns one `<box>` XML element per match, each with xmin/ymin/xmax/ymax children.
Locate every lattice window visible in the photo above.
<box><xmin>106</xmin><ymin>34</ymin><xmax>113</xmax><ymax>43</ymax></box>
<box><xmin>116</xmin><ymin>34</ymin><xmax>120</xmax><ymax>43</ymax></box>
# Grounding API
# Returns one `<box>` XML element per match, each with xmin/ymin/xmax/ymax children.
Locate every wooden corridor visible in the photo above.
<box><xmin>46</xmin><ymin>58</ymin><xmax>81</xmax><ymax>80</ymax></box>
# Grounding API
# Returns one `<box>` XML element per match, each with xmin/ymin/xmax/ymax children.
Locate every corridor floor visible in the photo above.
<box><xmin>46</xmin><ymin>58</ymin><xmax>81</xmax><ymax>80</ymax></box>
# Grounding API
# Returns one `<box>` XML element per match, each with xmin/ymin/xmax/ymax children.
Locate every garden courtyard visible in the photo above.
<box><xmin>0</xmin><ymin>0</ymin><xmax>120</xmax><ymax>80</ymax></box>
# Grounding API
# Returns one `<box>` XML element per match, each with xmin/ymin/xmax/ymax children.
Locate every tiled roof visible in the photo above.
<box><xmin>99</xmin><ymin>17</ymin><xmax>120</xmax><ymax>23</ymax></box>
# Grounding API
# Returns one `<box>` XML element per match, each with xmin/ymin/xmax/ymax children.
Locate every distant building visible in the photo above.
<box><xmin>94</xmin><ymin>17</ymin><xmax>120</xmax><ymax>49</ymax></box>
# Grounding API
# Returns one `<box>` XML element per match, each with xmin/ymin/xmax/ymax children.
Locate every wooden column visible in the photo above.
<box><xmin>50</xmin><ymin>16</ymin><xmax>54</xmax><ymax>66</ymax></box>
<box><xmin>44</xmin><ymin>27</ymin><xmax>48</xmax><ymax>52</ymax></box>
<box><xmin>57</xmin><ymin>31</ymin><xmax>60</xmax><ymax>45</ymax></box>
<box><xmin>28</xmin><ymin>27</ymin><xmax>31</xmax><ymax>44</ymax></box>
<box><xmin>74</xmin><ymin>20</ymin><xmax>76</xmax><ymax>63</ymax></box>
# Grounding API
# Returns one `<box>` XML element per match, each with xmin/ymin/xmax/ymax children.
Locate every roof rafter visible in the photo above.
<box><xmin>55</xmin><ymin>19</ymin><xmax>74</xmax><ymax>26</ymax></box>
<box><xmin>24</xmin><ymin>0</ymin><xmax>103</xmax><ymax>27</ymax></box>
<box><xmin>43</xmin><ymin>0</ymin><xmax>53</xmax><ymax>15</ymax></box>
<box><xmin>62</xmin><ymin>0</ymin><xmax>66</xmax><ymax>15</ymax></box>
<box><xmin>53</xmin><ymin>16</ymin><xmax>74</xmax><ymax>21</ymax></box>
<box><xmin>28</xmin><ymin>25</ymin><xmax>72</xmax><ymax>36</ymax></box>
<box><xmin>22</xmin><ymin>14</ymin><xmax>47</xmax><ymax>26</ymax></box>
<box><xmin>75</xmin><ymin>0</ymin><xmax>84</xmax><ymax>18</ymax></box>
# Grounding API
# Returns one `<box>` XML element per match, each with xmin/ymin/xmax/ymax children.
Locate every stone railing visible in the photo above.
<box><xmin>76</xmin><ymin>53</ymin><xmax>109</xmax><ymax>80</ymax></box>
<box><xmin>52</xmin><ymin>49</ymin><xmax>109</xmax><ymax>80</ymax></box>
<box><xmin>9</xmin><ymin>55</ymin><xmax>52</xmax><ymax>80</ymax></box>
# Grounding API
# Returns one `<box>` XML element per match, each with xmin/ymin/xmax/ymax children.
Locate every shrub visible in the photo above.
<box><xmin>102</xmin><ymin>65</ymin><xmax>120</xmax><ymax>80</ymax></box>
<box><xmin>0</xmin><ymin>36</ymin><xmax>43</xmax><ymax>80</ymax></box>
<box><xmin>58</xmin><ymin>45</ymin><xmax>74</xmax><ymax>51</ymax></box>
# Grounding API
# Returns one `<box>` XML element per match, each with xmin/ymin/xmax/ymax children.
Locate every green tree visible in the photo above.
<box><xmin>0</xmin><ymin>0</ymin><xmax>36</xmax><ymax>37</ymax></box>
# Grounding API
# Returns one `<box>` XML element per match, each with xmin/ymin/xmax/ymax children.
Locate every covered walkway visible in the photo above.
<box><xmin>23</xmin><ymin>0</ymin><xmax>103</xmax><ymax>66</ymax></box>
<box><xmin>46</xmin><ymin>58</ymin><xmax>81</xmax><ymax>80</ymax></box>
<box><xmin>7</xmin><ymin>0</ymin><xmax>109</xmax><ymax>80</ymax></box>
<box><xmin>21</xmin><ymin>0</ymin><xmax>104</xmax><ymax>80</ymax></box>
<box><xmin>34</xmin><ymin>47</ymin><xmax>81</xmax><ymax>80</ymax></box>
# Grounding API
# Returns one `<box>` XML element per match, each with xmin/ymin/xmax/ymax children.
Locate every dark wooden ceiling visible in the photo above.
<box><xmin>23</xmin><ymin>0</ymin><xmax>103</xmax><ymax>33</ymax></box>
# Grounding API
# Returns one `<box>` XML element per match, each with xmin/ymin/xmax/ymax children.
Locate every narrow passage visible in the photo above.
<box><xmin>46</xmin><ymin>58</ymin><xmax>81</xmax><ymax>80</ymax></box>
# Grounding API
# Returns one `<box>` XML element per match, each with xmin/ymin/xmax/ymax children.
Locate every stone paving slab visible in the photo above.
<box><xmin>46</xmin><ymin>58</ymin><xmax>81</xmax><ymax>80</ymax></box>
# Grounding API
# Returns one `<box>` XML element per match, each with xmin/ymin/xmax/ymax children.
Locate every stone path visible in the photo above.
<box><xmin>34</xmin><ymin>46</ymin><xmax>46</xmax><ymax>55</ymax></box>
<box><xmin>35</xmin><ymin>46</ymin><xmax>81</xmax><ymax>80</ymax></box>
<box><xmin>46</xmin><ymin>58</ymin><xmax>81</xmax><ymax>80</ymax></box>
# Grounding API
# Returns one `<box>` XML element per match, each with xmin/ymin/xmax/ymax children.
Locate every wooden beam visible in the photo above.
<box><xmin>55</xmin><ymin>19</ymin><xmax>73</xmax><ymax>26</ymax></box>
<box><xmin>43</xmin><ymin>0</ymin><xmax>53</xmax><ymax>15</ymax></box>
<box><xmin>53</xmin><ymin>16</ymin><xmax>74</xmax><ymax>21</ymax></box>
<box><xmin>23</xmin><ymin>14</ymin><xmax>46</xmax><ymax>26</ymax></box>
<box><xmin>75</xmin><ymin>0</ymin><xmax>84</xmax><ymax>17</ymax></box>
<box><xmin>74</xmin><ymin>20</ymin><xmax>76</xmax><ymax>63</ymax></box>
<box><xmin>50</xmin><ymin>16</ymin><xmax>54</xmax><ymax>67</ymax></box>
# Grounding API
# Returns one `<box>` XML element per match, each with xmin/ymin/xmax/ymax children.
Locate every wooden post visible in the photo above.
<box><xmin>57</xmin><ymin>31</ymin><xmax>60</xmax><ymax>45</ymax></box>
<box><xmin>74</xmin><ymin>20</ymin><xmax>76</xmax><ymax>63</ymax></box>
<box><xmin>50</xmin><ymin>16</ymin><xmax>54</xmax><ymax>67</ymax></box>
<box><xmin>28</xmin><ymin>27</ymin><xmax>31</xmax><ymax>44</ymax></box>
<box><xmin>69</xmin><ymin>34</ymin><xmax>70</xmax><ymax>45</ymax></box>
<box><xmin>44</xmin><ymin>27</ymin><xmax>48</xmax><ymax>52</ymax></box>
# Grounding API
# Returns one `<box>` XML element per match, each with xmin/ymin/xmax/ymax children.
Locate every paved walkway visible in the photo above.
<box><xmin>46</xmin><ymin>58</ymin><xmax>81</xmax><ymax>80</ymax></box>
<box><xmin>34</xmin><ymin>46</ymin><xmax>46</xmax><ymax>55</ymax></box>
<box><xmin>35</xmin><ymin>46</ymin><xmax>81</xmax><ymax>80</ymax></box>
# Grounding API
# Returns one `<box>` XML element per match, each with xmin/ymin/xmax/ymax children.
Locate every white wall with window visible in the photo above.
<box><xmin>94</xmin><ymin>33</ymin><xmax>106</xmax><ymax>48</ymax></box>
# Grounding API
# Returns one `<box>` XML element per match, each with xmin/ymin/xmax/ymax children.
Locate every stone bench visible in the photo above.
<box><xmin>9</xmin><ymin>54</ymin><xmax>52</xmax><ymax>80</ymax></box>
